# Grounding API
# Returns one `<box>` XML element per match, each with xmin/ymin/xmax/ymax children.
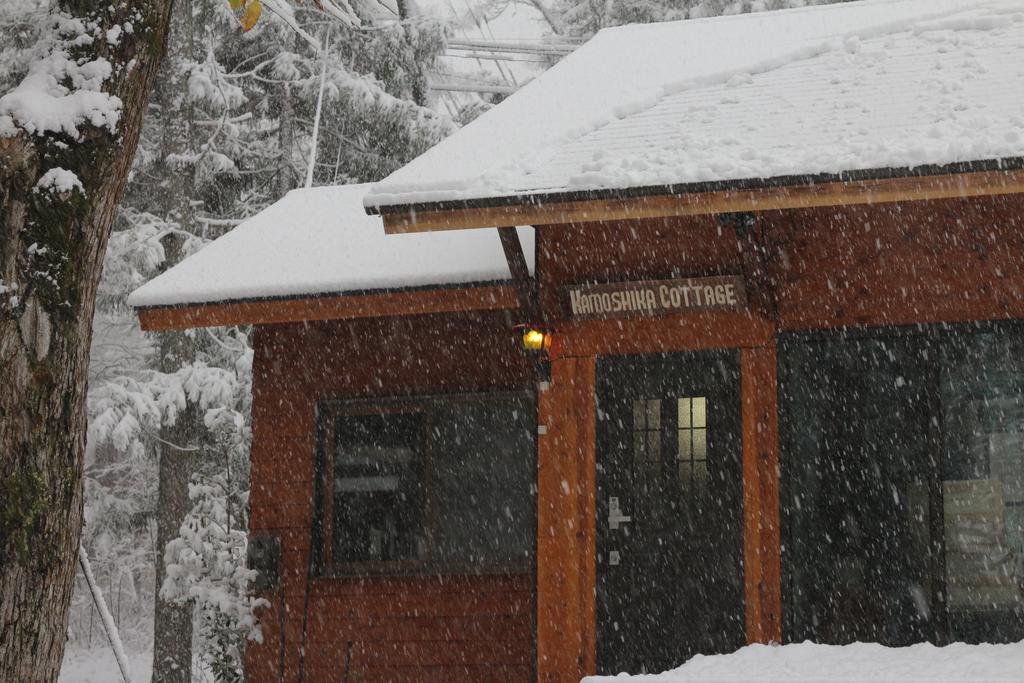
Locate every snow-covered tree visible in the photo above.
<box><xmin>551</xmin><ymin>0</ymin><xmax>853</xmax><ymax>39</ymax></box>
<box><xmin>72</xmin><ymin>0</ymin><xmax>456</xmax><ymax>679</ymax></box>
<box><xmin>0</xmin><ymin>2</ymin><xmax>176</xmax><ymax>679</ymax></box>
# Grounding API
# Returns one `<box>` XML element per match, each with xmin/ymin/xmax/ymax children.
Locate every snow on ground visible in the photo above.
<box><xmin>56</xmin><ymin>640</ymin><xmax>1024</xmax><ymax>683</ymax></box>
<box><xmin>58</xmin><ymin>647</ymin><xmax>152</xmax><ymax>683</ymax></box>
<box><xmin>584</xmin><ymin>641</ymin><xmax>1024</xmax><ymax>682</ymax></box>
<box><xmin>365</xmin><ymin>0</ymin><xmax>1024</xmax><ymax>208</ymax></box>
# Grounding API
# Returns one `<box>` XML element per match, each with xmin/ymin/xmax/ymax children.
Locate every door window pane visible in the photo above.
<box><xmin>633</xmin><ymin>399</ymin><xmax>663</xmax><ymax>479</ymax></box>
<box><xmin>678</xmin><ymin>396</ymin><xmax>709</xmax><ymax>495</ymax></box>
<box><xmin>693</xmin><ymin>397</ymin><xmax>707</xmax><ymax>429</ymax></box>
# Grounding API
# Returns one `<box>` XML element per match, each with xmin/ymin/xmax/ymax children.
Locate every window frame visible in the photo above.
<box><xmin>314</xmin><ymin>390</ymin><xmax>537</xmax><ymax>578</ymax></box>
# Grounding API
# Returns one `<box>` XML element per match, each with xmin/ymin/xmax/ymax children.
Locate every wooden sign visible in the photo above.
<box><xmin>565</xmin><ymin>275</ymin><xmax>746</xmax><ymax>320</ymax></box>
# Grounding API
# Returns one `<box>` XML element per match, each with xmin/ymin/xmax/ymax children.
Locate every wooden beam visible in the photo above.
<box><xmin>741</xmin><ymin>345</ymin><xmax>782</xmax><ymax>645</ymax></box>
<box><xmin>136</xmin><ymin>285</ymin><xmax>520</xmax><ymax>331</ymax></box>
<box><xmin>553</xmin><ymin>310</ymin><xmax>775</xmax><ymax>359</ymax></box>
<box><xmin>575</xmin><ymin>357</ymin><xmax>598</xmax><ymax>678</ymax></box>
<box><xmin>380</xmin><ymin>169</ymin><xmax>1024</xmax><ymax>233</ymax></box>
<box><xmin>497</xmin><ymin>226</ymin><xmax>535</xmax><ymax>315</ymax></box>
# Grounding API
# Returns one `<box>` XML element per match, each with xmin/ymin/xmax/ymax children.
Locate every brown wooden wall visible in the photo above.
<box><xmin>529</xmin><ymin>193</ymin><xmax>1024</xmax><ymax>681</ymax></box>
<box><xmin>246</xmin><ymin>311</ymin><xmax>536</xmax><ymax>683</ymax></box>
<box><xmin>538</xmin><ymin>194</ymin><xmax>1024</xmax><ymax>331</ymax></box>
<box><xmin>245</xmin><ymin>193</ymin><xmax>1024</xmax><ymax>683</ymax></box>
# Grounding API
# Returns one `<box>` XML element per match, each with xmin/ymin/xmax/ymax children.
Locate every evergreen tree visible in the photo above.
<box><xmin>551</xmin><ymin>0</ymin><xmax>853</xmax><ymax>39</ymax></box>
<box><xmin>78</xmin><ymin>0</ymin><xmax>454</xmax><ymax>678</ymax></box>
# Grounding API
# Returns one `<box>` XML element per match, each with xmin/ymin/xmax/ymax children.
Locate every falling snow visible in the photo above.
<box><xmin>5</xmin><ymin>0</ymin><xmax>1024</xmax><ymax>680</ymax></box>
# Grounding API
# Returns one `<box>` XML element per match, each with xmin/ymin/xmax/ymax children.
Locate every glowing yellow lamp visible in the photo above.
<box><xmin>520</xmin><ymin>327</ymin><xmax>552</xmax><ymax>354</ymax></box>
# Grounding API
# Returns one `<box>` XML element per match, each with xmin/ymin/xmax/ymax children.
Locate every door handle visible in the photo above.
<box><xmin>608</xmin><ymin>511</ymin><xmax>632</xmax><ymax>530</ymax></box>
<box><xmin>608</xmin><ymin>496</ymin><xmax>632</xmax><ymax>530</ymax></box>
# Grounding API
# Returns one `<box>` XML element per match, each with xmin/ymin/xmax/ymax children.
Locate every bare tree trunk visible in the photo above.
<box><xmin>278</xmin><ymin>82</ymin><xmax>296</xmax><ymax>196</ymax></box>
<box><xmin>395</xmin><ymin>0</ymin><xmax>429</xmax><ymax>107</ymax></box>
<box><xmin>151</xmin><ymin>245</ymin><xmax>199</xmax><ymax>683</ymax></box>
<box><xmin>0</xmin><ymin>3</ymin><xmax>174</xmax><ymax>681</ymax></box>
<box><xmin>150</xmin><ymin>4</ymin><xmax>202</xmax><ymax>669</ymax></box>
<box><xmin>152</xmin><ymin>411</ymin><xmax>197</xmax><ymax>683</ymax></box>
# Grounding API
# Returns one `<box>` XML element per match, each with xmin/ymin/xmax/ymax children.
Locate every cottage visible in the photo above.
<box><xmin>130</xmin><ymin>0</ymin><xmax>1024</xmax><ymax>681</ymax></box>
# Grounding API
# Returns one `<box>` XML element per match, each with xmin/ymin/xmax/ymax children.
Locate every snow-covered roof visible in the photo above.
<box><xmin>128</xmin><ymin>184</ymin><xmax>534</xmax><ymax>309</ymax></box>
<box><xmin>364</xmin><ymin>0</ymin><xmax>1024</xmax><ymax>211</ymax></box>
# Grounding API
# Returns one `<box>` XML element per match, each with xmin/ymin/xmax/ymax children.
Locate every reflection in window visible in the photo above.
<box><xmin>782</xmin><ymin>330</ymin><xmax>1024</xmax><ymax>648</ymax></box>
<box><xmin>326</xmin><ymin>393</ymin><xmax>535</xmax><ymax>571</ymax></box>
<box><xmin>941</xmin><ymin>335</ymin><xmax>1024</xmax><ymax>621</ymax></box>
<box><xmin>678</xmin><ymin>397</ymin><xmax>709</xmax><ymax>493</ymax></box>
<box><xmin>333</xmin><ymin>412</ymin><xmax>425</xmax><ymax>563</ymax></box>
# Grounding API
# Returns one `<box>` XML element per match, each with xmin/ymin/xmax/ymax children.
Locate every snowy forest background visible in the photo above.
<box><xmin>2</xmin><ymin>0</ymin><xmax>847</xmax><ymax>680</ymax></box>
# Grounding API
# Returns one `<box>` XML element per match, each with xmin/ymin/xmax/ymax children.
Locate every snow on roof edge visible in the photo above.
<box><xmin>364</xmin><ymin>0</ymin><xmax>1024</xmax><ymax>211</ymax></box>
<box><xmin>128</xmin><ymin>184</ymin><xmax>535</xmax><ymax>310</ymax></box>
<box><xmin>130</xmin><ymin>278</ymin><xmax>517</xmax><ymax>311</ymax></box>
<box><xmin>364</xmin><ymin>155</ymin><xmax>1024</xmax><ymax>214</ymax></box>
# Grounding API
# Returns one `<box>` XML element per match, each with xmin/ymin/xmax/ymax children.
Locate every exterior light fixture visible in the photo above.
<box><xmin>515</xmin><ymin>324</ymin><xmax>552</xmax><ymax>356</ymax></box>
<box><xmin>514</xmin><ymin>323</ymin><xmax>553</xmax><ymax>383</ymax></box>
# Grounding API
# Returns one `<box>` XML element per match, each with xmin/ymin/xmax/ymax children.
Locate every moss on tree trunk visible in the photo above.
<box><xmin>0</xmin><ymin>2</ymin><xmax>174</xmax><ymax>680</ymax></box>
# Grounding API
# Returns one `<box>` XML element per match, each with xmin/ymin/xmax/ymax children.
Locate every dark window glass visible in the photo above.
<box><xmin>332</xmin><ymin>412</ymin><xmax>426</xmax><ymax>563</ymax></box>
<box><xmin>782</xmin><ymin>329</ymin><xmax>1024</xmax><ymax>647</ymax></box>
<box><xmin>431</xmin><ymin>397</ymin><xmax>535</xmax><ymax>566</ymax></box>
<box><xmin>324</xmin><ymin>392</ymin><xmax>535</xmax><ymax>573</ymax></box>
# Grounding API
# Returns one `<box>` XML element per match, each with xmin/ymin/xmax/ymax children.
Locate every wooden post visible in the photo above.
<box><xmin>741</xmin><ymin>345</ymin><xmax>782</xmax><ymax>644</ymax></box>
<box><xmin>575</xmin><ymin>358</ymin><xmax>598</xmax><ymax>678</ymax></box>
<box><xmin>536</xmin><ymin>355</ymin><xmax>597</xmax><ymax>683</ymax></box>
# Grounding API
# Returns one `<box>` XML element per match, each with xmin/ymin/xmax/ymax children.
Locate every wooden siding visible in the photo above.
<box><xmin>765</xmin><ymin>197</ymin><xmax>1024</xmax><ymax>330</ymax></box>
<box><xmin>243</xmin><ymin>192</ymin><xmax>1024</xmax><ymax>682</ymax></box>
<box><xmin>537</xmin><ymin>194</ymin><xmax>1024</xmax><ymax>334</ymax></box>
<box><xmin>245</xmin><ymin>311</ymin><xmax>535</xmax><ymax>683</ymax></box>
<box><xmin>532</xmin><ymin>193</ymin><xmax>1024</xmax><ymax>679</ymax></box>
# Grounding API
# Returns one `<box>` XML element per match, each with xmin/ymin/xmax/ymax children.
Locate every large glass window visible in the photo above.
<box><xmin>319</xmin><ymin>392</ymin><xmax>535</xmax><ymax>574</ymax></box>
<box><xmin>782</xmin><ymin>328</ymin><xmax>1024</xmax><ymax>646</ymax></box>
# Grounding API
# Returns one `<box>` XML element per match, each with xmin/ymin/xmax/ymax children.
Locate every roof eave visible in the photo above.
<box><xmin>135</xmin><ymin>283</ymin><xmax>521</xmax><ymax>331</ymax></box>
<box><xmin>370</xmin><ymin>158</ymin><xmax>1024</xmax><ymax>233</ymax></box>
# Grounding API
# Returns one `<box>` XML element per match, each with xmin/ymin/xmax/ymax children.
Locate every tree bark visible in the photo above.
<box><xmin>0</xmin><ymin>3</ymin><xmax>174</xmax><ymax>681</ymax></box>
<box><xmin>150</xmin><ymin>238</ymin><xmax>201</xmax><ymax>683</ymax></box>
<box><xmin>152</xmin><ymin>414</ymin><xmax>197</xmax><ymax>683</ymax></box>
<box><xmin>395</xmin><ymin>0</ymin><xmax>429</xmax><ymax>107</ymax></box>
<box><xmin>149</xmin><ymin>3</ymin><xmax>200</xmax><ymax>677</ymax></box>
